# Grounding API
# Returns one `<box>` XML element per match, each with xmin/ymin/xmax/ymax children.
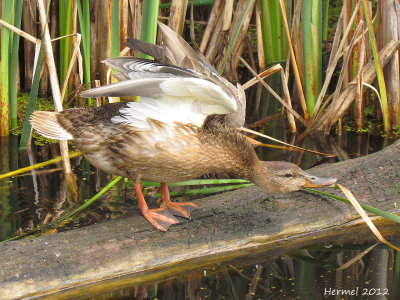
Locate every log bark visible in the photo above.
<box><xmin>1</xmin><ymin>140</ymin><xmax>400</xmax><ymax>299</ymax></box>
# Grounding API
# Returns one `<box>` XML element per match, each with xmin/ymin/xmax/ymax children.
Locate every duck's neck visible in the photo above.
<box><xmin>199</xmin><ymin>122</ymin><xmax>261</xmax><ymax>180</ymax></box>
<box><xmin>248</xmin><ymin>162</ymin><xmax>277</xmax><ymax>193</ymax></box>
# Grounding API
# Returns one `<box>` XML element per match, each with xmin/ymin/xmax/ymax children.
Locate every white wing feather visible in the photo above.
<box><xmin>111</xmin><ymin>77</ymin><xmax>237</xmax><ymax>129</ymax></box>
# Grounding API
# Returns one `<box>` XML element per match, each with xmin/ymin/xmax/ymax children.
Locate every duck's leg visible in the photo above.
<box><xmin>159</xmin><ymin>182</ymin><xmax>198</xmax><ymax>219</ymax></box>
<box><xmin>134</xmin><ymin>182</ymin><xmax>179</xmax><ymax>231</ymax></box>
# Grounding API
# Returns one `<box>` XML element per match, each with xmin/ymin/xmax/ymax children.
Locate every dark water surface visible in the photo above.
<box><xmin>0</xmin><ymin>129</ymin><xmax>399</xmax><ymax>299</ymax></box>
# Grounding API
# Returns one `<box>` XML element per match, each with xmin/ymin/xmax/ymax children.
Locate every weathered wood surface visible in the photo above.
<box><xmin>1</xmin><ymin>140</ymin><xmax>400</xmax><ymax>299</ymax></box>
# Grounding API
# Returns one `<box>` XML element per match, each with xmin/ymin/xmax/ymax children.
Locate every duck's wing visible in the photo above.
<box><xmin>80</xmin><ymin>58</ymin><xmax>237</xmax><ymax>129</ymax></box>
<box><xmin>100</xmin><ymin>57</ymin><xmax>200</xmax><ymax>81</ymax></box>
<box><xmin>125</xmin><ymin>22</ymin><xmax>227</xmax><ymax>91</ymax></box>
<box><xmin>124</xmin><ymin>22</ymin><xmax>246</xmax><ymax>128</ymax></box>
<box><xmin>125</xmin><ymin>22</ymin><xmax>207</xmax><ymax>72</ymax></box>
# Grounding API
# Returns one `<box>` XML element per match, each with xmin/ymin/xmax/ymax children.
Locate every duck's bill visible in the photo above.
<box><xmin>303</xmin><ymin>175</ymin><xmax>337</xmax><ymax>188</ymax></box>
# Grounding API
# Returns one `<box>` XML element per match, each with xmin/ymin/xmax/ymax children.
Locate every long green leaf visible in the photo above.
<box><xmin>9</xmin><ymin>0</ymin><xmax>24</xmax><ymax>130</ymax></box>
<box><xmin>19</xmin><ymin>44</ymin><xmax>45</xmax><ymax>149</ymax></box>
<box><xmin>139</xmin><ymin>0</ymin><xmax>159</xmax><ymax>60</ymax></box>
<box><xmin>54</xmin><ymin>176</ymin><xmax>123</xmax><ymax>224</ymax></box>
<box><xmin>140</xmin><ymin>179</ymin><xmax>250</xmax><ymax>187</ymax></box>
<box><xmin>20</xmin><ymin>0</ymin><xmax>51</xmax><ymax>148</ymax></box>
<box><xmin>0</xmin><ymin>0</ymin><xmax>13</xmax><ymax>136</ymax></box>
<box><xmin>76</xmin><ymin>0</ymin><xmax>91</xmax><ymax>104</ymax></box>
<box><xmin>111</xmin><ymin>0</ymin><xmax>120</xmax><ymax>58</ymax></box>
<box><xmin>362</xmin><ymin>0</ymin><xmax>390</xmax><ymax>132</ymax></box>
<box><xmin>59</xmin><ymin>0</ymin><xmax>73</xmax><ymax>100</ymax></box>
<box><xmin>260</xmin><ymin>0</ymin><xmax>286</xmax><ymax>63</ymax></box>
<box><xmin>302</xmin><ymin>0</ymin><xmax>322</xmax><ymax>115</ymax></box>
<box><xmin>322</xmin><ymin>0</ymin><xmax>329</xmax><ymax>40</ymax></box>
<box><xmin>307</xmin><ymin>188</ymin><xmax>400</xmax><ymax>224</ymax></box>
<box><xmin>160</xmin><ymin>183</ymin><xmax>254</xmax><ymax>197</ymax></box>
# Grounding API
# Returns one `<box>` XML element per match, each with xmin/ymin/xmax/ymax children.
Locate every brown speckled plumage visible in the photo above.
<box><xmin>53</xmin><ymin>103</ymin><xmax>258</xmax><ymax>183</ymax></box>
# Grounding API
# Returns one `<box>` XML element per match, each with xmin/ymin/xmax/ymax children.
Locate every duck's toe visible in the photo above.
<box><xmin>141</xmin><ymin>208</ymin><xmax>179</xmax><ymax>231</ymax></box>
<box><xmin>164</xmin><ymin>201</ymin><xmax>198</xmax><ymax>219</ymax></box>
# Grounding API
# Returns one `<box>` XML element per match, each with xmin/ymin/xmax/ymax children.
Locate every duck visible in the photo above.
<box><xmin>30</xmin><ymin>22</ymin><xmax>337</xmax><ymax>231</ymax></box>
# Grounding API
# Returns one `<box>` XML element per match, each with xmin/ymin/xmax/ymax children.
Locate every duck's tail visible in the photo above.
<box><xmin>30</xmin><ymin>111</ymin><xmax>73</xmax><ymax>140</ymax></box>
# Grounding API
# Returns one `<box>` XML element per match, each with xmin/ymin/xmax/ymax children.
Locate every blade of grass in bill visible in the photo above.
<box><xmin>307</xmin><ymin>187</ymin><xmax>400</xmax><ymax>224</ymax></box>
<box><xmin>337</xmin><ymin>184</ymin><xmax>399</xmax><ymax>251</ymax></box>
<box><xmin>309</xmin><ymin>184</ymin><xmax>400</xmax><ymax>251</ymax></box>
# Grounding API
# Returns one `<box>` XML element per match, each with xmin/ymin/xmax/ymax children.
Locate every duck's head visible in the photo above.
<box><xmin>251</xmin><ymin>161</ymin><xmax>337</xmax><ymax>194</ymax></box>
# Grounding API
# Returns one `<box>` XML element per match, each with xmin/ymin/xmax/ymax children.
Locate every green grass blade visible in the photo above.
<box><xmin>151</xmin><ymin>183</ymin><xmax>254</xmax><ymax>198</ymax></box>
<box><xmin>0</xmin><ymin>151</ymin><xmax>81</xmax><ymax>180</ymax></box>
<box><xmin>19</xmin><ymin>44</ymin><xmax>45</xmax><ymax>149</ymax></box>
<box><xmin>307</xmin><ymin>188</ymin><xmax>400</xmax><ymax>224</ymax></box>
<box><xmin>76</xmin><ymin>0</ymin><xmax>91</xmax><ymax>104</ymax></box>
<box><xmin>362</xmin><ymin>0</ymin><xmax>390</xmax><ymax>132</ymax></box>
<box><xmin>59</xmin><ymin>0</ymin><xmax>73</xmax><ymax>100</ymax></box>
<box><xmin>302</xmin><ymin>0</ymin><xmax>322</xmax><ymax>116</ymax></box>
<box><xmin>9</xmin><ymin>0</ymin><xmax>24</xmax><ymax>130</ymax></box>
<box><xmin>322</xmin><ymin>0</ymin><xmax>329</xmax><ymax>40</ymax></box>
<box><xmin>20</xmin><ymin>0</ymin><xmax>51</xmax><ymax>148</ymax></box>
<box><xmin>111</xmin><ymin>0</ymin><xmax>120</xmax><ymax>58</ymax></box>
<box><xmin>139</xmin><ymin>0</ymin><xmax>159</xmax><ymax>60</ymax></box>
<box><xmin>53</xmin><ymin>176</ymin><xmax>123</xmax><ymax>224</ymax></box>
<box><xmin>260</xmin><ymin>0</ymin><xmax>286</xmax><ymax>62</ymax></box>
<box><xmin>0</xmin><ymin>0</ymin><xmax>14</xmax><ymax>136</ymax></box>
<box><xmin>139</xmin><ymin>179</ymin><xmax>250</xmax><ymax>187</ymax></box>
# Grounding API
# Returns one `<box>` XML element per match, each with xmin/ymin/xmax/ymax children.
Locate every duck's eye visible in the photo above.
<box><xmin>284</xmin><ymin>173</ymin><xmax>293</xmax><ymax>178</ymax></box>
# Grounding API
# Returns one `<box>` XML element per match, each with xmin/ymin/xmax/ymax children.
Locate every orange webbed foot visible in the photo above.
<box><xmin>159</xmin><ymin>182</ymin><xmax>198</xmax><ymax>219</ymax></box>
<box><xmin>163</xmin><ymin>201</ymin><xmax>198</xmax><ymax>219</ymax></box>
<box><xmin>141</xmin><ymin>207</ymin><xmax>179</xmax><ymax>232</ymax></box>
<box><xmin>135</xmin><ymin>181</ymin><xmax>179</xmax><ymax>231</ymax></box>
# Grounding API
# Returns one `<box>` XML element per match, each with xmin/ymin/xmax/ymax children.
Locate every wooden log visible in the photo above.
<box><xmin>1</xmin><ymin>140</ymin><xmax>400</xmax><ymax>299</ymax></box>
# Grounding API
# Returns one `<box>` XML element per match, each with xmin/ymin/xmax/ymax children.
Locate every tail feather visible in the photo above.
<box><xmin>30</xmin><ymin>111</ymin><xmax>73</xmax><ymax>140</ymax></box>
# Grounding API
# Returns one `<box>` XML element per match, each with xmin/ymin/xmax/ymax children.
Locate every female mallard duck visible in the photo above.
<box><xmin>30</xmin><ymin>22</ymin><xmax>336</xmax><ymax>231</ymax></box>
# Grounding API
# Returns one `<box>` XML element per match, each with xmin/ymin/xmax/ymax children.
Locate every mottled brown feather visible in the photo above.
<box><xmin>53</xmin><ymin>104</ymin><xmax>257</xmax><ymax>182</ymax></box>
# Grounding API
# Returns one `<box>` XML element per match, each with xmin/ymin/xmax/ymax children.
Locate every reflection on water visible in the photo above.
<box><xmin>0</xmin><ymin>130</ymin><xmax>398</xmax><ymax>299</ymax></box>
<box><xmin>72</xmin><ymin>248</ymin><xmax>399</xmax><ymax>299</ymax></box>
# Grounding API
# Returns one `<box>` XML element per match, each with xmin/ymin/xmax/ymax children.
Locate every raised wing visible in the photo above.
<box><xmin>124</xmin><ymin>22</ymin><xmax>246</xmax><ymax>127</ymax></box>
<box><xmin>80</xmin><ymin>58</ymin><xmax>237</xmax><ymax>129</ymax></box>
